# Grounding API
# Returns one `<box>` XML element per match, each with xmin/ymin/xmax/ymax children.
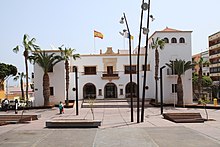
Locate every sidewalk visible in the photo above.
<box><xmin>0</xmin><ymin>100</ymin><xmax>220</xmax><ymax>146</ymax></box>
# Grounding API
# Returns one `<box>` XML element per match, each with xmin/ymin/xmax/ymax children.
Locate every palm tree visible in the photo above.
<box><xmin>13</xmin><ymin>34</ymin><xmax>39</xmax><ymax>104</ymax></box>
<box><xmin>29</xmin><ymin>48</ymin><xmax>63</xmax><ymax>106</ymax></box>
<box><xmin>13</xmin><ymin>72</ymin><xmax>28</xmax><ymax>100</ymax></box>
<box><xmin>58</xmin><ymin>46</ymin><xmax>80</xmax><ymax>106</ymax></box>
<box><xmin>195</xmin><ymin>57</ymin><xmax>210</xmax><ymax>98</ymax></box>
<box><xmin>151</xmin><ymin>37</ymin><xmax>165</xmax><ymax>104</ymax></box>
<box><xmin>166</xmin><ymin>59</ymin><xmax>194</xmax><ymax>105</ymax></box>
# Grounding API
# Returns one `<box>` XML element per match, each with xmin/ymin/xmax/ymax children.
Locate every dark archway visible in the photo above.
<box><xmin>104</xmin><ymin>83</ymin><xmax>117</xmax><ymax>98</ymax></box>
<box><xmin>125</xmin><ymin>82</ymin><xmax>137</xmax><ymax>98</ymax></box>
<box><xmin>83</xmin><ymin>83</ymin><xmax>96</xmax><ymax>99</ymax></box>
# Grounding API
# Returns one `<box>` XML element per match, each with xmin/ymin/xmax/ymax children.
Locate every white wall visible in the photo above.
<box><xmin>147</xmin><ymin>31</ymin><xmax>193</xmax><ymax>104</ymax></box>
<box><xmin>34</xmin><ymin>30</ymin><xmax>193</xmax><ymax>106</ymax></box>
<box><xmin>33</xmin><ymin>53</ymin><xmax>65</xmax><ymax>106</ymax></box>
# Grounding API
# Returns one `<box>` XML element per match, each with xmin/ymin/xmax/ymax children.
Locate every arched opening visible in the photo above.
<box><xmin>171</xmin><ymin>37</ymin><xmax>177</xmax><ymax>43</ymax></box>
<box><xmin>83</xmin><ymin>83</ymin><xmax>96</xmax><ymax>99</ymax></box>
<box><xmin>179</xmin><ymin>37</ymin><xmax>185</xmax><ymax>43</ymax></box>
<box><xmin>125</xmin><ymin>82</ymin><xmax>137</xmax><ymax>98</ymax></box>
<box><xmin>104</xmin><ymin>83</ymin><xmax>117</xmax><ymax>98</ymax></box>
<box><xmin>163</xmin><ymin>37</ymin><xmax>169</xmax><ymax>43</ymax></box>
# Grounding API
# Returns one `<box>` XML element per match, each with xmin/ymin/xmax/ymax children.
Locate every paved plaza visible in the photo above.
<box><xmin>0</xmin><ymin>100</ymin><xmax>220</xmax><ymax>146</ymax></box>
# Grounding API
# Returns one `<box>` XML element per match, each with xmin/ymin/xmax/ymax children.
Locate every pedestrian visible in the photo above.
<box><xmin>59</xmin><ymin>101</ymin><xmax>64</xmax><ymax>114</ymax></box>
<box><xmin>4</xmin><ymin>98</ymin><xmax>9</xmax><ymax>112</ymax></box>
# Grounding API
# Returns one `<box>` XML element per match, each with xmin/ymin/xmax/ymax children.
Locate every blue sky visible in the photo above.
<box><xmin>1</xmin><ymin>0</ymin><xmax>220</xmax><ymax>85</ymax></box>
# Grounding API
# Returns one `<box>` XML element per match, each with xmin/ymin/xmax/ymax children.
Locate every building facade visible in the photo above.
<box><xmin>209</xmin><ymin>31</ymin><xmax>220</xmax><ymax>82</ymax></box>
<box><xmin>33</xmin><ymin>27</ymin><xmax>193</xmax><ymax>106</ymax></box>
<box><xmin>192</xmin><ymin>50</ymin><xmax>209</xmax><ymax>76</ymax></box>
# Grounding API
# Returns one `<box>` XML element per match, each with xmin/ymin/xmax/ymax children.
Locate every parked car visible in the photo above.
<box><xmin>9</xmin><ymin>100</ymin><xmax>15</xmax><ymax>109</ymax></box>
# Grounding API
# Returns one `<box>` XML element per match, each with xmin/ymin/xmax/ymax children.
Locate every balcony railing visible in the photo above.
<box><xmin>209</xmin><ymin>43</ymin><xmax>220</xmax><ymax>50</ymax></box>
<box><xmin>101</xmin><ymin>71</ymin><xmax>119</xmax><ymax>79</ymax></box>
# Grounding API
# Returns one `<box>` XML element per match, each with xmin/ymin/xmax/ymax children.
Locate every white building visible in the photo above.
<box><xmin>33</xmin><ymin>27</ymin><xmax>193</xmax><ymax>106</ymax></box>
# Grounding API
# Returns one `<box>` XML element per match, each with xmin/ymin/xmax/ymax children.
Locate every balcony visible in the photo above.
<box><xmin>209</xmin><ymin>43</ymin><xmax>220</xmax><ymax>50</ymax></box>
<box><xmin>210</xmin><ymin>73</ymin><xmax>220</xmax><ymax>77</ymax></box>
<box><xmin>209</xmin><ymin>62</ymin><xmax>220</xmax><ymax>68</ymax></box>
<box><xmin>209</xmin><ymin>52</ymin><xmax>220</xmax><ymax>59</ymax></box>
<box><xmin>101</xmin><ymin>71</ymin><xmax>119</xmax><ymax>80</ymax></box>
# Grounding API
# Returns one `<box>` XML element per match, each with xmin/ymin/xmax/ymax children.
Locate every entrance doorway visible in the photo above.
<box><xmin>125</xmin><ymin>82</ymin><xmax>137</xmax><ymax>98</ymax></box>
<box><xmin>83</xmin><ymin>83</ymin><xmax>96</xmax><ymax>99</ymax></box>
<box><xmin>104</xmin><ymin>83</ymin><xmax>117</xmax><ymax>98</ymax></box>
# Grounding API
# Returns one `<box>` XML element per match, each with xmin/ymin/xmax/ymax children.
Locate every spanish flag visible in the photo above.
<box><xmin>125</xmin><ymin>32</ymin><xmax>134</xmax><ymax>40</ymax></box>
<box><xmin>94</xmin><ymin>30</ymin><xmax>104</xmax><ymax>39</ymax></box>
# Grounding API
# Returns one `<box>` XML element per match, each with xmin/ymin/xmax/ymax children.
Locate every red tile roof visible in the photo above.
<box><xmin>161</xmin><ymin>27</ymin><xmax>181</xmax><ymax>32</ymax></box>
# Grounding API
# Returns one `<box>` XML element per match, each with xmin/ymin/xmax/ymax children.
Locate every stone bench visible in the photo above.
<box><xmin>163</xmin><ymin>113</ymin><xmax>204</xmax><ymax>123</ymax></box>
<box><xmin>0</xmin><ymin>114</ymin><xmax>40</xmax><ymax>125</ymax></box>
<box><xmin>46</xmin><ymin>119</ymin><xmax>101</xmax><ymax>128</ymax></box>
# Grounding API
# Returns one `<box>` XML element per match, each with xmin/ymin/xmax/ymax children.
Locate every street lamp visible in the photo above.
<box><xmin>141</xmin><ymin>0</ymin><xmax>151</xmax><ymax>122</ymax></box>
<box><xmin>120</xmin><ymin>13</ymin><xmax>134</xmax><ymax>122</ymax></box>
<box><xmin>73</xmin><ymin>66</ymin><xmax>79</xmax><ymax>115</ymax></box>
<box><xmin>135</xmin><ymin>0</ymin><xmax>146</xmax><ymax>123</ymax></box>
<box><xmin>160</xmin><ymin>65</ymin><xmax>166</xmax><ymax>115</ymax></box>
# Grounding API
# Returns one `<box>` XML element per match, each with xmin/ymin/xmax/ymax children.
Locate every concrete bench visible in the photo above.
<box><xmin>0</xmin><ymin>114</ymin><xmax>40</xmax><ymax>125</ymax></box>
<box><xmin>46</xmin><ymin>119</ymin><xmax>101</xmax><ymax>128</ymax></box>
<box><xmin>163</xmin><ymin>113</ymin><xmax>204</xmax><ymax>123</ymax></box>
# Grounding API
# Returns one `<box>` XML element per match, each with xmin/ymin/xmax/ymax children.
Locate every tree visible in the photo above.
<box><xmin>166</xmin><ymin>59</ymin><xmax>194</xmax><ymax>105</ymax></box>
<box><xmin>13</xmin><ymin>34</ymin><xmax>39</xmax><ymax>103</ymax></box>
<box><xmin>58</xmin><ymin>46</ymin><xmax>80</xmax><ymax>106</ymax></box>
<box><xmin>13</xmin><ymin>72</ymin><xmax>28</xmax><ymax>100</ymax></box>
<box><xmin>193</xmin><ymin>73</ymin><xmax>212</xmax><ymax>100</ymax></box>
<box><xmin>194</xmin><ymin>57</ymin><xmax>210</xmax><ymax>98</ymax></box>
<box><xmin>29</xmin><ymin>48</ymin><xmax>63</xmax><ymax>106</ymax></box>
<box><xmin>150</xmin><ymin>37</ymin><xmax>165</xmax><ymax>104</ymax></box>
<box><xmin>0</xmin><ymin>63</ymin><xmax>17</xmax><ymax>90</ymax></box>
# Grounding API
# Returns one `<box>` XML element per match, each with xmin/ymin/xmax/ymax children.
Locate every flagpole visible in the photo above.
<box><xmin>123</xmin><ymin>36</ymin><xmax>125</xmax><ymax>50</ymax></box>
<box><xmin>132</xmin><ymin>39</ymin><xmax>134</xmax><ymax>51</ymax></box>
<box><xmin>94</xmin><ymin>37</ymin><xmax>96</xmax><ymax>54</ymax></box>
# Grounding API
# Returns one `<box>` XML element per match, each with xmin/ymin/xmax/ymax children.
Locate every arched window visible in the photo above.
<box><xmin>179</xmin><ymin>37</ymin><xmax>185</xmax><ymax>43</ymax></box>
<box><xmin>163</xmin><ymin>38</ymin><xmax>169</xmax><ymax>43</ymax></box>
<box><xmin>171</xmin><ymin>38</ymin><xmax>177</xmax><ymax>43</ymax></box>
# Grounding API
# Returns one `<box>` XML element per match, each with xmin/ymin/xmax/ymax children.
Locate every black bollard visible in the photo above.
<box><xmin>15</xmin><ymin>99</ymin><xmax>18</xmax><ymax>114</ymax></box>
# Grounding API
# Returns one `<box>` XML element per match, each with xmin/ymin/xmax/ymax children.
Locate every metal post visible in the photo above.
<box><xmin>160</xmin><ymin>66</ymin><xmax>166</xmax><ymax>115</ymax></box>
<box><xmin>136</xmin><ymin>0</ymin><xmax>145</xmax><ymax>123</ymax></box>
<box><xmin>74</xmin><ymin>66</ymin><xmax>79</xmax><ymax>115</ymax></box>
<box><xmin>141</xmin><ymin>0</ymin><xmax>151</xmax><ymax>122</ymax></box>
<box><xmin>123</xmin><ymin>13</ymin><xmax>134</xmax><ymax>122</ymax></box>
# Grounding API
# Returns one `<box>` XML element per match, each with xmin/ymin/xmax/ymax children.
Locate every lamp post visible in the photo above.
<box><xmin>120</xmin><ymin>13</ymin><xmax>134</xmax><ymax>122</ymax></box>
<box><xmin>73</xmin><ymin>66</ymin><xmax>79</xmax><ymax>115</ymax></box>
<box><xmin>136</xmin><ymin>0</ymin><xmax>148</xmax><ymax>123</ymax></box>
<box><xmin>160</xmin><ymin>65</ymin><xmax>166</xmax><ymax>115</ymax></box>
<box><xmin>141</xmin><ymin>0</ymin><xmax>151</xmax><ymax>122</ymax></box>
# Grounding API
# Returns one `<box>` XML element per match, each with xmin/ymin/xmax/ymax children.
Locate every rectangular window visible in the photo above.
<box><xmin>120</xmin><ymin>89</ymin><xmax>123</xmax><ymax>95</ymax></box>
<box><xmin>107</xmin><ymin>66</ymin><xmax>113</xmax><ymax>74</ymax></box>
<box><xmin>98</xmin><ymin>89</ymin><xmax>102</xmax><ymax>96</ymax></box>
<box><xmin>84</xmin><ymin>66</ymin><xmax>96</xmax><ymax>75</ymax></box>
<box><xmin>124</xmin><ymin>65</ymin><xmax>136</xmax><ymax>74</ymax></box>
<box><xmin>172</xmin><ymin>84</ymin><xmax>177</xmax><ymax>93</ymax></box>
<box><xmin>142</xmin><ymin>64</ymin><xmax>150</xmax><ymax>71</ymax></box>
<box><xmin>50</xmin><ymin>87</ymin><xmax>54</xmax><ymax>96</ymax></box>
